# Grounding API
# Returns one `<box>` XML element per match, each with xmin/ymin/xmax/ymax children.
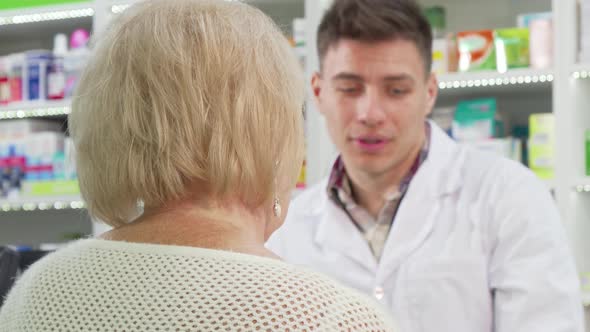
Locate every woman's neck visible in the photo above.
<box><xmin>100</xmin><ymin>199</ymin><xmax>277</xmax><ymax>258</ymax></box>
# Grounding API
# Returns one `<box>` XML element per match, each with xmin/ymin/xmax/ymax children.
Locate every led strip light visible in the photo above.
<box><xmin>0</xmin><ymin>8</ymin><xmax>94</xmax><ymax>26</ymax></box>
<box><xmin>0</xmin><ymin>105</ymin><xmax>70</xmax><ymax>120</ymax></box>
<box><xmin>438</xmin><ymin>73</ymin><xmax>553</xmax><ymax>90</ymax></box>
<box><xmin>0</xmin><ymin>200</ymin><xmax>85</xmax><ymax>212</ymax></box>
<box><xmin>574</xmin><ymin>184</ymin><xmax>590</xmax><ymax>193</ymax></box>
<box><xmin>572</xmin><ymin>70</ymin><xmax>590</xmax><ymax>80</ymax></box>
<box><xmin>111</xmin><ymin>4</ymin><xmax>130</xmax><ymax>14</ymax></box>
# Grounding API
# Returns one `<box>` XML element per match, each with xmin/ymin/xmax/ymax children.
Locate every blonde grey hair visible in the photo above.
<box><xmin>69</xmin><ymin>0</ymin><xmax>305</xmax><ymax>227</ymax></box>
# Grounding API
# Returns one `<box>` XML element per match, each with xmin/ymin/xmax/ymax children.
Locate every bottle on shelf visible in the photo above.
<box><xmin>24</xmin><ymin>50</ymin><xmax>52</xmax><ymax>102</ymax></box>
<box><xmin>64</xmin><ymin>29</ymin><xmax>90</xmax><ymax>98</ymax></box>
<box><xmin>423</xmin><ymin>6</ymin><xmax>446</xmax><ymax>39</ymax></box>
<box><xmin>9</xmin><ymin>53</ymin><xmax>24</xmax><ymax>103</ymax></box>
<box><xmin>528</xmin><ymin>17</ymin><xmax>553</xmax><ymax>69</ymax></box>
<box><xmin>0</xmin><ymin>58</ymin><xmax>10</xmax><ymax>105</ymax></box>
<box><xmin>47</xmin><ymin>34</ymin><xmax>68</xmax><ymax>100</ymax></box>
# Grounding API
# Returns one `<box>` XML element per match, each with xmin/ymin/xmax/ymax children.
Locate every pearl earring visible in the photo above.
<box><xmin>273</xmin><ymin>197</ymin><xmax>282</xmax><ymax>217</ymax></box>
<box><xmin>273</xmin><ymin>160</ymin><xmax>281</xmax><ymax>218</ymax></box>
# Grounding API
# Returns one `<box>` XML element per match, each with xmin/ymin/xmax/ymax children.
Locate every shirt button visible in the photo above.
<box><xmin>373</xmin><ymin>286</ymin><xmax>385</xmax><ymax>300</ymax></box>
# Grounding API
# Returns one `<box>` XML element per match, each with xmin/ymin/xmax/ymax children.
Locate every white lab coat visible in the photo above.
<box><xmin>267</xmin><ymin>124</ymin><xmax>585</xmax><ymax>332</ymax></box>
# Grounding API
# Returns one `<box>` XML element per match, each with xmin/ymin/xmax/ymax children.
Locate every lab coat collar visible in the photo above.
<box><xmin>377</xmin><ymin>123</ymin><xmax>464</xmax><ymax>274</ymax></box>
<box><xmin>315</xmin><ymin>199</ymin><xmax>379</xmax><ymax>272</ymax></box>
<box><xmin>416</xmin><ymin>121</ymin><xmax>464</xmax><ymax>197</ymax></box>
<box><xmin>312</xmin><ymin>122</ymin><xmax>464</xmax><ymax>273</ymax></box>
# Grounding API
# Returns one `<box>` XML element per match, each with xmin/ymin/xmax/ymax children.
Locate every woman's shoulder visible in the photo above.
<box><xmin>0</xmin><ymin>239</ymin><xmax>397</xmax><ymax>331</ymax></box>
<box><xmin>85</xmin><ymin>239</ymin><xmax>398</xmax><ymax>330</ymax></box>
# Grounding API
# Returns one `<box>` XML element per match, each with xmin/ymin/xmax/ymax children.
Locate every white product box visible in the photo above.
<box><xmin>463</xmin><ymin>138</ymin><xmax>523</xmax><ymax>163</ymax></box>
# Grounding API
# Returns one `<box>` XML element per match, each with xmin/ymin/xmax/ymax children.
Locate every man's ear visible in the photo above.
<box><xmin>424</xmin><ymin>73</ymin><xmax>439</xmax><ymax>117</ymax></box>
<box><xmin>311</xmin><ymin>72</ymin><xmax>324</xmax><ymax>114</ymax></box>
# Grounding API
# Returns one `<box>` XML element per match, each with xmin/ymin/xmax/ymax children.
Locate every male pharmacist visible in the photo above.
<box><xmin>267</xmin><ymin>0</ymin><xmax>585</xmax><ymax>331</ymax></box>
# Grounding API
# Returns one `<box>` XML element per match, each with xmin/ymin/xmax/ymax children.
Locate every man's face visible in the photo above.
<box><xmin>312</xmin><ymin>39</ymin><xmax>438</xmax><ymax>177</ymax></box>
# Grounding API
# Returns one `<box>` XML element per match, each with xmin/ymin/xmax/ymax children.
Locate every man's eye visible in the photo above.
<box><xmin>389</xmin><ymin>88</ymin><xmax>408</xmax><ymax>96</ymax></box>
<box><xmin>338</xmin><ymin>87</ymin><xmax>361</xmax><ymax>93</ymax></box>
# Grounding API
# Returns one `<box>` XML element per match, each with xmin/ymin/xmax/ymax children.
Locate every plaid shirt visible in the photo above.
<box><xmin>327</xmin><ymin>123</ymin><xmax>431</xmax><ymax>261</ymax></box>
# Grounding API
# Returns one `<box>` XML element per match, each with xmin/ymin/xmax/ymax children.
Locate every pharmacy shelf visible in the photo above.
<box><xmin>0</xmin><ymin>195</ymin><xmax>85</xmax><ymax>212</ymax></box>
<box><xmin>0</xmin><ymin>2</ymin><xmax>94</xmax><ymax>26</ymax></box>
<box><xmin>0</xmin><ymin>3</ymin><xmax>93</xmax><ymax>55</ymax></box>
<box><xmin>437</xmin><ymin>68</ymin><xmax>554</xmax><ymax>96</ymax></box>
<box><xmin>0</xmin><ymin>100</ymin><xmax>71</xmax><ymax>120</ymax></box>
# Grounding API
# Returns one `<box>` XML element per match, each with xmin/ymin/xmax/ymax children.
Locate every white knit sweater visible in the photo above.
<box><xmin>0</xmin><ymin>239</ymin><xmax>397</xmax><ymax>331</ymax></box>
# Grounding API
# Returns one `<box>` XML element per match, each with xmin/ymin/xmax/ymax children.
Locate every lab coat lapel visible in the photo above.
<box><xmin>313</xmin><ymin>196</ymin><xmax>378</xmax><ymax>274</ymax></box>
<box><xmin>379</xmin><ymin>124</ymin><xmax>464</xmax><ymax>276</ymax></box>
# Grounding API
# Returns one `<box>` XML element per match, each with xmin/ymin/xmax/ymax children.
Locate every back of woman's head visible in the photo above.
<box><xmin>69</xmin><ymin>0</ymin><xmax>305</xmax><ymax>226</ymax></box>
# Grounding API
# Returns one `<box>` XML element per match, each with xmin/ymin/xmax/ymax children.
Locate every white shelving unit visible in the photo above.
<box><xmin>572</xmin><ymin>64</ymin><xmax>590</xmax><ymax>79</ymax></box>
<box><xmin>0</xmin><ymin>196</ymin><xmax>84</xmax><ymax>212</ymax></box>
<box><xmin>437</xmin><ymin>68</ymin><xmax>553</xmax><ymax>95</ymax></box>
<box><xmin>0</xmin><ymin>2</ymin><xmax>93</xmax><ymax>54</ymax></box>
<box><xmin>554</xmin><ymin>4</ymin><xmax>590</xmax><ymax>321</ymax></box>
<box><xmin>574</xmin><ymin>177</ymin><xmax>590</xmax><ymax>193</ymax></box>
<box><xmin>0</xmin><ymin>2</ymin><xmax>94</xmax><ymax>26</ymax></box>
<box><xmin>0</xmin><ymin>100</ymin><xmax>71</xmax><ymax>119</ymax></box>
<box><xmin>0</xmin><ymin>2</ymin><xmax>95</xmax><ymax>246</ymax></box>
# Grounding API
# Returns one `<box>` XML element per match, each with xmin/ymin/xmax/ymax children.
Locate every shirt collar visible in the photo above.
<box><xmin>328</xmin><ymin>122</ymin><xmax>431</xmax><ymax>205</ymax></box>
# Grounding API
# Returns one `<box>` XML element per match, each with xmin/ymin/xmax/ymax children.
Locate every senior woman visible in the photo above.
<box><xmin>0</xmin><ymin>0</ymin><xmax>397</xmax><ymax>331</ymax></box>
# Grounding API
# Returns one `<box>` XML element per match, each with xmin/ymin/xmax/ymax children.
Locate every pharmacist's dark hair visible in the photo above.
<box><xmin>317</xmin><ymin>0</ymin><xmax>433</xmax><ymax>75</ymax></box>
